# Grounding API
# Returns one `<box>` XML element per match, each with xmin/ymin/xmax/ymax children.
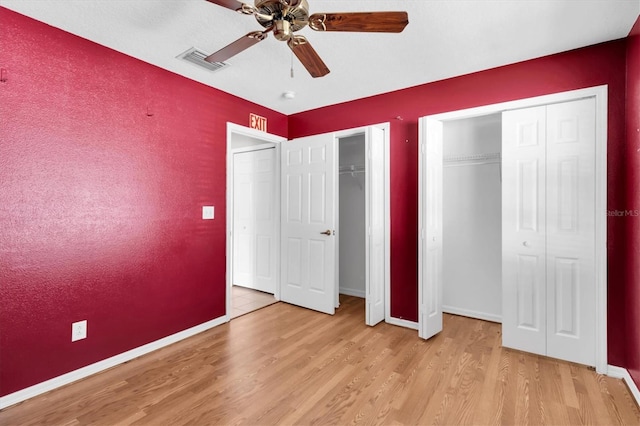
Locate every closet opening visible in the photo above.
<box><xmin>338</xmin><ymin>134</ymin><xmax>367</xmax><ymax>308</ymax></box>
<box><xmin>442</xmin><ymin>113</ymin><xmax>502</xmax><ymax>323</ymax></box>
<box><xmin>419</xmin><ymin>85</ymin><xmax>608</xmax><ymax>372</ymax></box>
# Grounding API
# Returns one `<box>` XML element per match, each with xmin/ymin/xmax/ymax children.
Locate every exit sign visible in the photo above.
<box><xmin>250</xmin><ymin>113</ymin><xmax>267</xmax><ymax>132</ymax></box>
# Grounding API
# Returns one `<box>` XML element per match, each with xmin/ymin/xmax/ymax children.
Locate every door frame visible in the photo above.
<box><xmin>418</xmin><ymin>85</ymin><xmax>608</xmax><ymax>373</ymax></box>
<box><xmin>335</xmin><ymin>123</ymin><xmax>391</xmax><ymax>323</ymax></box>
<box><xmin>226</xmin><ymin>123</ymin><xmax>286</xmax><ymax>322</ymax></box>
<box><xmin>226</xmin><ymin>122</ymin><xmax>391</xmax><ymax>323</ymax></box>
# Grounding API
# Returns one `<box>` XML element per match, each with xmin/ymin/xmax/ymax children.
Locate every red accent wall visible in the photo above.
<box><xmin>289</xmin><ymin>39</ymin><xmax>630</xmax><ymax>364</ymax></box>
<box><xmin>0</xmin><ymin>7</ymin><xmax>287</xmax><ymax>397</ymax></box>
<box><xmin>2</xmin><ymin>5</ymin><xmax>638</xmax><ymax>399</ymax></box>
<box><xmin>625</xmin><ymin>15</ymin><xmax>640</xmax><ymax>390</ymax></box>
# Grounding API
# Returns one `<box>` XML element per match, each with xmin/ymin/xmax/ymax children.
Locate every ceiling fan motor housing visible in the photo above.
<box><xmin>254</xmin><ymin>0</ymin><xmax>310</xmax><ymax>41</ymax></box>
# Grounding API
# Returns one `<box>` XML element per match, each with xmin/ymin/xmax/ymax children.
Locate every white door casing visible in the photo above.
<box><xmin>502</xmin><ymin>106</ymin><xmax>548</xmax><ymax>355</ymax></box>
<box><xmin>365</xmin><ymin>126</ymin><xmax>386</xmax><ymax>326</ymax></box>
<box><xmin>418</xmin><ymin>117</ymin><xmax>444</xmax><ymax>340</ymax></box>
<box><xmin>280</xmin><ymin>133</ymin><xmax>337</xmax><ymax>315</ymax></box>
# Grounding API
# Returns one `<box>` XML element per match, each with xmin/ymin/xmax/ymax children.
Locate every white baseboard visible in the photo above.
<box><xmin>339</xmin><ymin>288</ymin><xmax>366</xmax><ymax>298</ymax></box>
<box><xmin>442</xmin><ymin>305</ymin><xmax>502</xmax><ymax>323</ymax></box>
<box><xmin>386</xmin><ymin>316</ymin><xmax>419</xmax><ymax>330</ymax></box>
<box><xmin>0</xmin><ymin>315</ymin><xmax>228</xmax><ymax>410</ymax></box>
<box><xmin>608</xmin><ymin>365</ymin><xmax>640</xmax><ymax>407</ymax></box>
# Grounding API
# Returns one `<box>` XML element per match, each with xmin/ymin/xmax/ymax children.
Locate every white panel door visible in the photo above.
<box><xmin>233</xmin><ymin>149</ymin><xmax>276</xmax><ymax>293</ymax></box>
<box><xmin>418</xmin><ymin>117</ymin><xmax>443</xmax><ymax>340</ymax></box>
<box><xmin>502</xmin><ymin>106</ymin><xmax>547</xmax><ymax>356</ymax></box>
<box><xmin>365</xmin><ymin>126</ymin><xmax>386</xmax><ymax>326</ymax></box>
<box><xmin>233</xmin><ymin>152</ymin><xmax>255</xmax><ymax>288</ymax></box>
<box><xmin>545</xmin><ymin>98</ymin><xmax>596</xmax><ymax>366</ymax></box>
<box><xmin>281</xmin><ymin>134</ymin><xmax>336</xmax><ymax>315</ymax></box>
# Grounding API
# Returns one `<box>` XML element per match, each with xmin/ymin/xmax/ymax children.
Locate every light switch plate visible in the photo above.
<box><xmin>202</xmin><ymin>206</ymin><xmax>215</xmax><ymax>220</ymax></box>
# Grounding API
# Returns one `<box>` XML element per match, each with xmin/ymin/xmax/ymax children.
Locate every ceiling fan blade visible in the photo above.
<box><xmin>309</xmin><ymin>12</ymin><xmax>408</xmax><ymax>33</ymax></box>
<box><xmin>288</xmin><ymin>36</ymin><xmax>330</xmax><ymax>78</ymax></box>
<box><xmin>204</xmin><ymin>0</ymin><xmax>246</xmax><ymax>12</ymax></box>
<box><xmin>205</xmin><ymin>31</ymin><xmax>268</xmax><ymax>63</ymax></box>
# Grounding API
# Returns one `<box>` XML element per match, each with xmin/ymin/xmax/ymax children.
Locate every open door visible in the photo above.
<box><xmin>280</xmin><ymin>133</ymin><xmax>337</xmax><ymax>314</ymax></box>
<box><xmin>365</xmin><ymin>126</ymin><xmax>386</xmax><ymax>326</ymax></box>
<box><xmin>418</xmin><ymin>117</ymin><xmax>444</xmax><ymax>339</ymax></box>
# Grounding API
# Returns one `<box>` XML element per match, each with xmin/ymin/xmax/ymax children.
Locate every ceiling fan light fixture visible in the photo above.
<box><xmin>274</xmin><ymin>19</ymin><xmax>292</xmax><ymax>41</ymax></box>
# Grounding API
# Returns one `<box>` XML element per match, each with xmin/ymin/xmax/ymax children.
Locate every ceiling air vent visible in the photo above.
<box><xmin>177</xmin><ymin>47</ymin><xmax>228</xmax><ymax>73</ymax></box>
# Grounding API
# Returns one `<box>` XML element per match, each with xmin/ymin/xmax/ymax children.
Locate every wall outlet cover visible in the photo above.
<box><xmin>202</xmin><ymin>206</ymin><xmax>215</xmax><ymax>220</ymax></box>
<box><xmin>72</xmin><ymin>320</ymin><xmax>87</xmax><ymax>342</ymax></box>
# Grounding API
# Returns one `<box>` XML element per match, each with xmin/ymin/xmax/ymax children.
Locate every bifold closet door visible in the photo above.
<box><xmin>502</xmin><ymin>106</ymin><xmax>547</xmax><ymax>356</ymax></box>
<box><xmin>545</xmin><ymin>99</ymin><xmax>596</xmax><ymax>366</ymax></box>
<box><xmin>502</xmin><ymin>98</ymin><xmax>596</xmax><ymax>366</ymax></box>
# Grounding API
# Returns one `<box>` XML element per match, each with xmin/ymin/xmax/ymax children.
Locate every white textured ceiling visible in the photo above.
<box><xmin>1</xmin><ymin>0</ymin><xmax>638</xmax><ymax>114</ymax></box>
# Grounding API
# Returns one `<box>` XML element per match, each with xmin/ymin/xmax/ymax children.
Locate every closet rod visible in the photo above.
<box><xmin>443</xmin><ymin>152</ymin><xmax>501</xmax><ymax>164</ymax></box>
<box><xmin>338</xmin><ymin>165</ymin><xmax>365</xmax><ymax>174</ymax></box>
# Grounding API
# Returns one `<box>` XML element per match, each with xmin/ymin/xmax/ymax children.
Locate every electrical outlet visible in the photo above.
<box><xmin>71</xmin><ymin>320</ymin><xmax>87</xmax><ymax>342</ymax></box>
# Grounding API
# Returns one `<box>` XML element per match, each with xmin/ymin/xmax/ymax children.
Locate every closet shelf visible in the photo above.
<box><xmin>339</xmin><ymin>164</ymin><xmax>365</xmax><ymax>174</ymax></box>
<box><xmin>443</xmin><ymin>152</ymin><xmax>501</xmax><ymax>165</ymax></box>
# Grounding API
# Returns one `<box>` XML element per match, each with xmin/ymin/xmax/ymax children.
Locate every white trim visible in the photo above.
<box><xmin>226</xmin><ymin>123</ymin><xmax>286</xmax><ymax>320</ymax></box>
<box><xmin>0</xmin><ymin>315</ymin><xmax>227</xmax><ymax>410</ymax></box>
<box><xmin>418</xmin><ymin>85</ymin><xmax>608</xmax><ymax>372</ymax></box>
<box><xmin>339</xmin><ymin>288</ymin><xmax>366</xmax><ymax>298</ymax></box>
<box><xmin>442</xmin><ymin>306</ymin><xmax>502</xmax><ymax>324</ymax></box>
<box><xmin>607</xmin><ymin>365</ymin><xmax>640</xmax><ymax>408</ymax></box>
<box><xmin>594</xmin><ymin>88</ymin><xmax>608</xmax><ymax>375</ymax></box>
<box><xmin>231</xmin><ymin>143</ymin><xmax>276</xmax><ymax>154</ymax></box>
<box><xmin>386</xmin><ymin>317</ymin><xmax>420</xmax><ymax>330</ymax></box>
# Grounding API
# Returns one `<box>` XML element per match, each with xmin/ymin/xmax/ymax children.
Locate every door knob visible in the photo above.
<box><xmin>320</xmin><ymin>229</ymin><xmax>332</xmax><ymax>236</ymax></box>
<box><xmin>523</xmin><ymin>241</ymin><xmax>531</xmax><ymax>247</ymax></box>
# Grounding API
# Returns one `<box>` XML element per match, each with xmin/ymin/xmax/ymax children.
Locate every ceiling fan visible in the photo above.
<box><xmin>204</xmin><ymin>0</ymin><xmax>409</xmax><ymax>78</ymax></box>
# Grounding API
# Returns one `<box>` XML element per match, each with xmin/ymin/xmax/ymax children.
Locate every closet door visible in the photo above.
<box><xmin>502</xmin><ymin>106</ymin><xmax>547</xmax><ymax>356</ymax></box>
<box><xmin>503</xmin><ymin>99</ymin><xmax>596</xmax><ymax>366</ymax></box>
<box><xmin>545</xmin><ymin>98</ymin><xmax>596</xmax><ymax>366</ymax></box>
<box><xmin>418</xmin><ymin>117</ymin><xmax>443</xmax><ymax>340</ymax></box>
<box><xmin>365</xmin><ymin>126</ymin><xmax>386</xmax><ymax>326</ymax></box>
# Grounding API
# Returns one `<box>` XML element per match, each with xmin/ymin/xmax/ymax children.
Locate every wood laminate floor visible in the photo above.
<box><xmin>1</xmin><ymin>295</ymin><xmax>639</xmax><ymax>425</ymax></box>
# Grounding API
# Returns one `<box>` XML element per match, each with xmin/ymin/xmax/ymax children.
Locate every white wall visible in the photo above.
<box><xmin>442</xmin><ymin>114</ymin><xmax>502</xmax><ymax>322</ymax></box>
<box><xmin>339</xmin><ymin>134</ymin><xmax>366</xmax><ymax>298</ymax></box>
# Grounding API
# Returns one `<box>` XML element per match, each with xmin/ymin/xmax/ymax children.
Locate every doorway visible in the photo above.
<box><xmin>226</xmin><ymin>124</ymin><xmax>286</xmax><ymax>319</ymax></box>
<box><xmin>418</xmin><ymin>86</ymin><xmax>608</xmax><ymax>373</ymax></box>
<box><xmin>226</xmin><ymin>123</ymin><xmax>390</xmax><ymax>325</ymax></box>
<box><xmin>335</xmin><ymin>127</ymin><xmax>387</xmax><ymax>325</ymax></box>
